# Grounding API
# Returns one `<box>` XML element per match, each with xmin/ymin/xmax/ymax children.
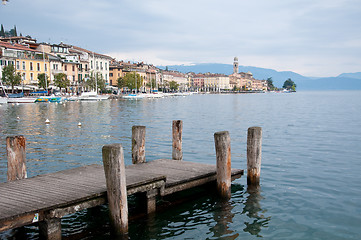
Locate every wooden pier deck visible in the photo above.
<box><xmin>0</xmin><ymin>159</ymin><xmax>243</xmax><ymax>233</ymax></box>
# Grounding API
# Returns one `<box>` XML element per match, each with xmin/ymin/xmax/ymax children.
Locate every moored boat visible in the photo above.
<box><xmin>35</xmin><ymin>96</ymin><xmax>62</xmax><ymax>103</ymax></box>
<box><xmin>7</xmin><ymin>97</ymin><xmax>36</xmax><ymax>103</ymax></box>
<box><xmin>79</xmin><ymin>91</ymin><xmax>109</xmax><ymax>101</ymax></box>
<box><xmin>0</xmin><ymin>97</ymin><xmax>7</xmax><ymax>104</ymax></box>
<box><xmin>122</xmin><ymin>94</ymin><xmax>145</xmax><ymax>99</ymax></box>
<box><xmin>6</xmin><ymin>92</ymin><xmax>36</xmax><ymax>103</ymax></box>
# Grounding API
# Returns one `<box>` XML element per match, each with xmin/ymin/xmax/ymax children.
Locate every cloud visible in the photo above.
<box><xmin>1</xmin><ymin>0</ymin><xmax>361</xmax><ymax>76</ymax></box>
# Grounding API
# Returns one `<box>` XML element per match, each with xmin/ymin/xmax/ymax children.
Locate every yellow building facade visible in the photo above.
<box><xmin>16</xmin><ymin>56</ymin><xmax>51</xmax><ymax>85</ymax></box>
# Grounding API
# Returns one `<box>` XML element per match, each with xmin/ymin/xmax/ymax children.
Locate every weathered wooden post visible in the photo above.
<box><xmin>132</xmin><ymin>126</ymin><xmax>146</xmax><ymax>164</ymax></box>
<box><xmin>214</xmin><ymin>131</ymin><xmax>231</xmax><ymax>199</ymax></box>
<box><xmin>172</xmin><ymin>120</ymin><xmax>183</xmax><ymax>160</ymax></box>
<box><xmin>102</xmin><ymin>144</ymin><xmax>128</xmax><ymax>236</ymax></box>
<box><xmin>6</xmin><ymin>135</ymin><xmax>27</xmax><ymax>181</ymax></box>
<box><xmin>39</xmin><ymin>218</ymin><xmax>62</xmax><ymax>240</ymax></box>
<box><xmin>247</xmin><ymin>127</ymin><xmax>262</xmax><ymax>185</ymax></box>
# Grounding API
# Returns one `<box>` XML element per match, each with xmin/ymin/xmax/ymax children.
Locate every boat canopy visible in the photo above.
<box><xmin>30</xmin><ymin>91</ymin><xmax>47</xmax><ymax>95</ymax></box>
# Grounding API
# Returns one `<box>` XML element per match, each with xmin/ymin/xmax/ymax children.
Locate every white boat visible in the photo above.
<box><xmin>79</xmin><ymin>91</ymin><xmax>109</xmax><ymax>101</ymax></box>
<box><xmin>7</xmin><ymin>97</ymin><xmax>36</xmax><ymax>103</ymax></box>
<box><xmin>143</xmin><ymin>92</ymin><xmax>164</xmax><ymax>98</ymax></box>
<box><xmin>122</xmin><ymin>94</ymin><xmax>145</xmax><ymax>99</ymax></box>
<box><xmin>0</xmin><ymin>81</ymin><xmax>8</xmax><ymax>104</ymax></box>
<box><xmin>65</xmin><ymin>96</ymin><xmax>79</xmax><ymax>101</ymax></box>
<box><xmin>0</xmin><ymin>97</ymin><xmax>7</xmax><ymax>104</ymax></box>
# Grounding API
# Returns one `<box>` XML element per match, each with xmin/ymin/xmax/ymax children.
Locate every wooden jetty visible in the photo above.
<box><xmin>0</xmin><ymin>121</ymin><xmax>263</xmax><ymax>239</ymax></box>
<box><xmin>0</xmin><ymin>160</ymin><xmax>243</xmax><ymax>236</ymax></box>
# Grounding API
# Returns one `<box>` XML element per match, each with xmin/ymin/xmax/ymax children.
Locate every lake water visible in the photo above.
<box><xmin>0</xmin><ymin>91</ymin><xmax>360</xmax><ymax>239</ymax></box>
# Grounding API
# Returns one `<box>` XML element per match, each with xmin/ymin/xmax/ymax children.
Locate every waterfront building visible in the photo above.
<box><xmin>48</xmin><ymin>54</ymin><xmax>63</xmax><ymax>83</ymax></box>
<box><xmin>71</xmin><ymin>46</ymin><xmax>112</xmax><ymax>90</ymax></box>
<box><xmin>162</xmin><ymin>71</ymin><xmax>188</xmax><ymax>91</ymax></box>
<box><xmin>233</xmin><ymin>56</ymin><xmax>239</xmax><ymax>74</ymax></box>
<box><xmin>109</xmin><ymin>60</ymin><xmax>123</xmax><ymax>87</ymax></box>
<box><xmin>202</xmin><ymin>73</ymin><xmax>230</xmax><ymax>91</ymax></box>
<box><xmin>192</xmin><ymin>73</ymin><xmax>205</xmax><ymax>91</ymax></box>
<box><xmin>0</xmin><ymin>41</ymin><xmax>51</xmax><ymax>87</ymax></box>
<box><xmin>0</xmin><ymin>36</ymin><xmax>39</xmax><ymax>50</ymax></box>
<box><xmin>109</xmin><ymin>60</ymin><xmax>160</xmax><ymax>92</ymax></box>
<box><xmin>230</xmin><ymin>57</ymin><xmax>267</xmax><ymax>91</ymax></box>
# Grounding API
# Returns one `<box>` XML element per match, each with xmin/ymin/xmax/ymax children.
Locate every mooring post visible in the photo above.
<box><xmin>247</xmin><ymin>127</ymin><xmax>262</xmax><ymax>185</ymax></box>
<box><xmin>172</xmin><ymin>120</ymin><xmax>183</xmax><ymax>160</ymax></box>
<box><xmin>39</xmin><ymin>218</ymin><xmax>62</xmax><ymax>240</ymax></box>
<box><xmin>146</xmin><ymin>188</ymin><xmax>158</xmax><ymax>214</ymax></box>
<box><xmin>132</xmin><ymin>125</ymin><xmax>146</xmax><ymax>164</ymax></box>
<box><xmin>102</xmin><ymin>144</ymin><xmax>128</xmax><ymax>236</ymax></box>
<box><xmin>214</xmin><ymin>131</ymin><xmax>232</xmax><ymax>199</ymax></box>
<box><xmin>6</xmin><ymin>135</ymin><xmax>27</xmax><ymax>181</ymax></box>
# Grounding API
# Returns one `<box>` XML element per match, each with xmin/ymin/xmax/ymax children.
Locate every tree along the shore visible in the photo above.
<box><xmin>54</xmin><ymin>73</ymin><xmax>69</xmax><ymax>93</ymax></box>
<box><xmin>283</xmin><ymin>78</ymin><xmax>296</xmax><ymax>91</ymax></box>
<box><xmin>37</xmin><ymin>73</ymin><xmax>50</xmax><ymax>90</ymax></box>
<box><xmin>1</xmin><ymin>64</ymin><xmax>21</xmax><ymax>93</ymax></box>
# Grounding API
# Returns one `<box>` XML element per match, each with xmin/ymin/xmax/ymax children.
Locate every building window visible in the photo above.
<box><xmin>96</xmin><ymin>61</ymin><xmax>99</xmax><ymax>70</ymax></box>
<box><xmin>100</xmin><ymin>62</ymin><xmax>103</xmax><ymax>70</ymax></box>
<box><xmin>37</xmin><ymin>63</ymin><xmax>40</xmax><ymax>71</ymax></box>
<box><xmin>30</xmin><ymin>62</ymin><xmax>33</xmax><ymax>71</ymax></box>
<box><xmin>72</xmin><ymin>65</ymin><xmax>75</xmax><ymax>72</ymax></box>
<box><xmin>22</xmin><ymin>61</ymin><xmax>26</xmax><ymax>70</ymax></box>
<box><xmin>85</xmin><ymin>64</ymin><xmax>88</xmax><ymax>71</ymax></box>
<box><xmin>91</xmin><ymin>61</ymin><xmax>93</xmax><ymax>69</ymax></box>
<box><xmin>105</xmin><ymin>62</ymin><xmax>107</xmax><ymax>70</ymax></box>
<box><xmin>109</xmin><ymin>73</ymin><xmax>113</xmax><ymax>77</ymax></box>
<box><xmin>73</xmin><ymin>75</ymin><xmax>75</xmax><ymax>82</ymax></box>
<box><xmin>30</xmin><ymin>73</ymin><xmax>33</xmax><ymax>81</ymax></box>
<box><xmin>22</xmin><ymin>73</ymin><xmax>26</xmax><ymax>80</ymax></box>
<box><xmin>16</xmin><ymin>61</ymin><xmax>20</xmax><ymax>70</ymax></box>
<box><xmin>64</xmin><ymin>65</ymin><xmax>67</xmax><ymax>71</ymax></box>
<box><xmin>45</xmin><ymin>63</ymin><xmax>47</xmax><ymax>72</ymax></box>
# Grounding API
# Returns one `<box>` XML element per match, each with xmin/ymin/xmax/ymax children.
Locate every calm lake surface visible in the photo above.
<box><xmin>0</xmin><ymin>91</ymin><xmax>360</xmax><ymax>239</ymax></box>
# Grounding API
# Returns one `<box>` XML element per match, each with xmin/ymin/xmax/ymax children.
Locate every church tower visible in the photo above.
<box><xmin>233</xmin><ymin>57</ymin><xmax>239</xmax><ymax>74</ymax></box>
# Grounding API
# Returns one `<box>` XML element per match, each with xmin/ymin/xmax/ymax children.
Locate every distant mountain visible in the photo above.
<box><xmin>337</xmin><ymin>72</ymin><xmax>361</xmax><ymax>79</ymax></box>
<box><xmin>158</xmin><ymin>63</ymin><xmax>361</xmax><ymax>90</ymax></box>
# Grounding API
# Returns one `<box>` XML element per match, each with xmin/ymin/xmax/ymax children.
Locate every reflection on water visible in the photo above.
<box><xmin>210</xmin><ymin>189</ymin><xmax>239</xmax><ymax>240</ymax></box>
<box><xmin>243</xmin><ymin>184</ymin><xmax>271</xmax><ymax>237</ymax></box>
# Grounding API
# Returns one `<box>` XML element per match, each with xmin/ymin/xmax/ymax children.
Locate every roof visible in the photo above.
<box><xmin>0</xmin><ymin>41</ymin><xmax>38</xmax><ymax>52</ymax></box>
<box><xmin>0</xmin><ymin>36</ymin><xmax>37</xmax><ymax>43</ymax></box>
<box><xmin>71</xmin><ymin>45</ymin><xmax>112</xmax><ymax>60</ymax></box>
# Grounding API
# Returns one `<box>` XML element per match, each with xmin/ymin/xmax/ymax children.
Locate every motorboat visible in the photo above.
<box><xmin>0</xmin><ymin>97</ymin><xmax>7</xmax><ymax>104</ymax></box>
<box><xmin>35</xmin><ymin>96</ymin><xmax>62</xmax><ymax>103</ymax></box>
<box><xmin>79</xmin><ymin>91</ymin><xmax>109</xmax><ymax>101</ymax></box>
<box><xmin>122</xmin><ymin>94</ymin><xmax>145</xmax><ymax>99</ymax></box>
<box><xmin>6</xmin><ymin>92</ymin><xmax>36</xmax><ymax>103</ymax></box>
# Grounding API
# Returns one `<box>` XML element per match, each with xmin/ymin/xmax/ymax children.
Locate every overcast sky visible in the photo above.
<box><xmin>1</xmin><ymin>0</ymin><xmax>361</xmax><ymax>77</ymax></box>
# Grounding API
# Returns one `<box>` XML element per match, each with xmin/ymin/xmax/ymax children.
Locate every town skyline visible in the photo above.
<box><xmin>1</xmin><ymin>0</ymin><xmax>361</xmax><ymax>78</ymax></box>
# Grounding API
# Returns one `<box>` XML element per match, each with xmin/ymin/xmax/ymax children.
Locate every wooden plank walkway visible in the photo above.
<box><xmin>0</xmin><ymin>159</ymin><xmax>243</xmax><ymax>232</ymax></box>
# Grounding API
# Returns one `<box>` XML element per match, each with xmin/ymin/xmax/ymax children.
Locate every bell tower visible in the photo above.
<box><xmin>233</xmin><ymin>57</ymin><xmax>239</xmax><ymax>74</ymax></box>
